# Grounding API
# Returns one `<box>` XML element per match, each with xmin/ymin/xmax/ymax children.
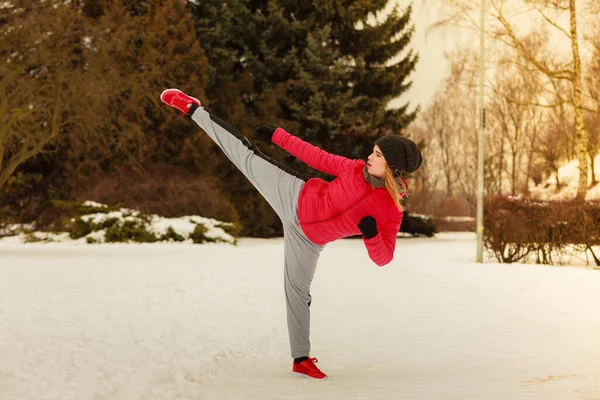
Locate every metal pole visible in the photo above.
<box><xmin>476</xmin><ymin>0</ymin><xmax>485</xmax><ymax>263</ymax></box>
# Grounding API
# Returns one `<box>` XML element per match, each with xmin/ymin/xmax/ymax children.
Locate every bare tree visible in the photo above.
<box><xmin>487</xmin><ymin>53</ymin><xmax>544</xmax><ymax>196</ymax></box>
<box><xmin>537</xmin><ymin>107</ymin><xmax>572</xmax><ymax>188</ymax></box>
<box><xmin>449</xmin><ymin>52</ymin><xmax>479</xmax><ymax>205</ymax></box>
<box><xmin>405</xmin><ymin>121</ymin><xmax>434</xmax><ymax>194</ymax></box>
<box><xmin>416</xmin><ymin>49</ymin><xmax>481</xmax><ymax>212</ymax></box>
<box><xmin>431</xmin><ymin>0</ymin><xmax>592</xmax><ymax>196</ymax></box>
<box><xmin>584</xmin><ymin>111</ymin><xmax>600</xmax><ymax>185</ymax></box>
<box><xmin>585</xmin><ymin>27</ymin><xmax>600</xmax><ymax>185</ymax></box>
<box><xmin>422</xmin><ymin>90</ymin><xmax>458</xmax><ymax>196</ymax></box>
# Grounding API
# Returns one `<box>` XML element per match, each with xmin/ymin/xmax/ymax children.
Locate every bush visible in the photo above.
<box><xmin>69</xmin><ymin>219</ymin><xmax>94</xmax><ymax>240</ymax></box>
<box><xmin>431</xmin><ymin>217</ymin><xmax>475</xmax><ymax>232</ymax></box>
<box><xmin>75</xmin><ymin>165</ymin><xmax>240</xmax><ymax>226</ymax></box>
<box><xmin>484</xmin><ymin>196</ymin><xmax>600</xmax><ymax>266</ymax></box>
<box><xmin>400</xmin><ymin>213</ymin><xmax>437</xmax><ymax>237</ymax></box>
<box><xmin>190</xmin><ymin>224</ymin><xmax>212</xmax><ymax>244</ymax></box>
<box><xmin>104</xmin><ymin>220</ymin><xmax>158</xmax><ymax>243</ymax></box>
<box><xmin>215</xmin><ymin>221</ymin><xmax>243</xmax><ymax>237</ymax></box>
<box><xmin>53</xmin><ymin>201</ymin><xmax>238</xmax><ymax>245</ymax></box>
<box><xmin>161</xmin><ymin>227</ymin><xmax>186</xmax><ymax>242</ymax></box>
<box><xmin>53</xmin><ymin>200</ymin><xmax>118</xmax><ymax>215</ymax></box>
<box><xmin>405</xmin><ymin>191</ymin><xmax>474</xmax><ymax>219</ymax></box>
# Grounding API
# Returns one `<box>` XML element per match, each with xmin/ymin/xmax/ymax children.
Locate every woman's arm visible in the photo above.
<box><xmin>362</xmin><ymin>217</ymin><xmax>402</xmax><ymax>267</ymax></box>
<box><xmin>271</xmin><ymin>128</ymin><xmax>356</xmax><ymax>176</ymax></box>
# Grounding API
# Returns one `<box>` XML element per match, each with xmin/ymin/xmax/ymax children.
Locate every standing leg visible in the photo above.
<box><xmin>190</xmin><ymin>105</ymin><xmax>325</xmax><ymax>358</ymax></box>
<box><xmin>283</xmin><ymin>222</ymin><xmax>324</xmax><ymax>359</ymax></box>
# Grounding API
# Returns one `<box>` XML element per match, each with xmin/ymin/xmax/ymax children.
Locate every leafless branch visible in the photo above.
<box><xmin>492</xmin><ymin>2</ymin><xmax>573</xmax><ymax>79</ymax></box>
<box><xmin>532</xmin><ymin>4</ymin><xmax>571</xmax><ymax>38</ymax></box>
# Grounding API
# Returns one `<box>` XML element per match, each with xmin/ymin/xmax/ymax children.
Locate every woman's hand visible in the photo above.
<box><xmin>358</xmin><ymin>215</ymin><xmax>378</xmax><ymax>239</ymax></box>
<box><xmin>255</xmin><ymin>125</ymin><xmax>277</xmax><ymax>141</ymax></box>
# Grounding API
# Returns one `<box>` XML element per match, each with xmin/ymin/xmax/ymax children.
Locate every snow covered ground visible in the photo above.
<box><xmin>529</xmin><ymin>154</ymin><xmax>600</xmax><ymax>200</ymax></box>
<box><xmin>1</xmin><ymin>233</ymin><xmax>599</xmax><ymax>400</ymax></box>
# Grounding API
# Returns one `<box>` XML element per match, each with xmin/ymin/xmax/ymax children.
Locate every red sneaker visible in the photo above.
<box><xmin>160</xmin><ymin>89</ymin><xmax>201</xmax><ymax>115</ymax></box>
<box><xmin>292</xmin><ymin>357</ymin><xmax>327</xmax><ymax>380</ymax></box>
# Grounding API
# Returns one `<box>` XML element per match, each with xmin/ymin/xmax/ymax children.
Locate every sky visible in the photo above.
<box><xmin>392</xmin><ymin>0</ymin><xmax>598</xmax><ymax>112</ymax></box>
<box><xmin>390</xmin><ymin>0</ymin><xmax>458</xmax><ymax>110</ymax></box>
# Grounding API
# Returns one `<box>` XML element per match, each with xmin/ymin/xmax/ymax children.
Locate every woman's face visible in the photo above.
<box><xmin>367</xmin><ymin>145</ymin><xmax>387</xmax><ymax>179</ymax></box>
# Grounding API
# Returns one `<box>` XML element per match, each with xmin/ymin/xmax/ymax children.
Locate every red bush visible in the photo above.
<box><xmin>75</xmin><ymin>164</ymin><xmax>240</xmax><ymax>224</ymax></box>
<box><xmin>484</xmin><ymin>196</ymin><xmax>600</xmax><ymax>266</ymax></box>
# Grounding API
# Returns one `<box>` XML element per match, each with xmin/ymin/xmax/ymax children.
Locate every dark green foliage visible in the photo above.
<box><xmin>69</xmin><ymin>219</ymin><xmax>95</xmax><ymax>240</ymax></box>
<box><xmin>52</xmin><ymin>200</ymin><xmax>119</xmax><ymax>215</ymax></box>
<box><xmin>104</xmin><ymin>220</ymin><xmax>158</xmax><ymax>243</ymax></box>
<box><xmin>400</xmin><ymin>213</ymin><xmax>437</xmax><ymax>237</ymax></box>
<box><xmin>160</xmin><ymin>226</ymin><xmax>186</xmax><ymax>242</ymax></box>
<box><xmin>189</xmin><ymin>0</ymin><xmax>419</xmax><ymax>236</ymax></box>
<box><xmin>190</xmin><ymin>224</ymin><xmax>212</xmax><ymax>244</ymax></box>
<box><xmin>215</xmin><ymin>221</ymin><xmax>243</xmax><ymax>237</ymax></box>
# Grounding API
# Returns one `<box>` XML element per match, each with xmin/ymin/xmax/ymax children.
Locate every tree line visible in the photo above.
<box><xmin>0</xmin><ymin>0</ymin><xmax>419</xmax><ymax>236</ymax></box>
<box><xmin>410</xmin><ymin>0</ymin><xmax>600</xmax><ymax>215</ymax></box>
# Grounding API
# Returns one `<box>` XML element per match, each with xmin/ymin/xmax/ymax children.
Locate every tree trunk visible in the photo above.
<box><xmin>524</xmin><ymin>142</ymin><xmax>535</xmax><ymax>196</ymax></box>
<box><xmin>569</xmin><ymin>0</ymin><xmax>589</xmax><ymax>197</ymax></box>
<box><xmin>444</xmin><ymin>164</ymin><xmax>454</xmax><ymax>197</ymax></box>
<box><xmin>511</xmin><ymin>148</ymin><xmax>518</xmax><ymax>196</ymax></box>
<box><xmin>498</xmin><ymin>150</ymin><xmax>503</xmax><ymax>195</ymax></box>
<box><xmin>591</xmin><ymin>153</ymin><xmax>597</xmax><ymax>185</ymax></box>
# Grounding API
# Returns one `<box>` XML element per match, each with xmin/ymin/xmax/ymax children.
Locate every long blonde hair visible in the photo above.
<box><xmin>384</xmin><ymin>164</ymin><xmax>407</xmax><ymax>212</ymax></box>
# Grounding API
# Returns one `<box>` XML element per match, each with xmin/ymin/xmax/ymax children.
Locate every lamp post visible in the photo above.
<box><xmin>476</xmin><ymin>0</ymin><xmax>485</xmax><ymax>263</ymax></box>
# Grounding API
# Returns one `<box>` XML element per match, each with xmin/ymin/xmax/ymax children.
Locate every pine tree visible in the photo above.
<box><xmin>191</xmin><ymin>0</ymin><xmax>417</xmax><ymax>149</ymax></box>
<box><xmin>189</xmin><ymin>1</ymin><xmax>418</xmax><ymax>236</ymax></box>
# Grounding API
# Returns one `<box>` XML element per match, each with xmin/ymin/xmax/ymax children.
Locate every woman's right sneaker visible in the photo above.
<box><xmin>292</xmin><ymin>357</ymin><xmax>327</xmax><ymax>380</ymax></box>
<box><xmin>160</xmin><ymin>89</ymin><xmax>201</xmax><ymax>116</ymax></box>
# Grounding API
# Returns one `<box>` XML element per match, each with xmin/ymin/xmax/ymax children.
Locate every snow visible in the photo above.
<box><xmin>81</xmin><ymin>210</ymin><xmax>141</xmax><ymax>225</ymax></box>
<box><xmin>1</xmin><ymin>233</ymin><xmax>599</xmax><ymax>399</ymax></box>
<box><xmin>82</xmin><ymin>201</ymin><xmax>107</xmax><ymax>208</ymax></box>
<box><xmin>2</xmin><ymin>203</ymin><xmax>236</xmax><ymax>245</ymax></box>
<box><xmin>529</xmin><ymin>154</ymin><xmax>600</xmax><ymax>200</ymax></box>
<box><xmin>82</xmin><ymin>36</ymin><xmax>92</xmax><ymax>49</ymax></box>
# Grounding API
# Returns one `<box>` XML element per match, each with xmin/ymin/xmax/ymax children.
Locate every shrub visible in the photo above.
<box><xmin>431</xmin><ymin>217</ymin><xmax>475</xmax><ymax>232</ymax></box>
<box><xmin>75</xmin><ymin>165</ymin><xmax>240</xmax><ymax>226</ymax></box>
<box><xmin>104</xmin><ymin>220</ymin><xmax>158</xmax><ymax>243</ymax></box>
<box><xmin>400</xmin><ymin>213</ymin><xmax>437</xmax><ymax>237</ymax></box>
<box><xmin>484</xmin><ymin>196</ymin><xmax>600</xmax><ymax>266</ymax></box>
<box><xmin>69</xmin><ymin>219</ymin><xmax>94</xmax><ymax>240</ymax></box>
<box><xmin>215</xmin><ymin>221</ymin><xmax>243</xmax><ymax>237</ymax></box>
<box><xmin>161</xmin><ymin>227</ymin><xmax>186</xmax><ymax>242</ymax></box>
<box><xmin>190</xmin><ymin>224</ymin><xmax>212</xmax><ymax>244</ymax></box>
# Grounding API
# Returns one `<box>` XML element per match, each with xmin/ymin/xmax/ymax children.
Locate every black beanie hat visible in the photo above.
<box><xmin>374</xmin><ymin>135</ymin><xmax>422</xmax><ymax>175</ymax></box>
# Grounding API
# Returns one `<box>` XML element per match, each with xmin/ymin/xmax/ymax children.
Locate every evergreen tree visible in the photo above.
<box><xmin>189</xmin><ymin>0</ymin><xmax>418</xmax><ymax>236</ymax></box>
<box><xmin>191</xmin><ymin>0</ymin><xmax>417</xmax><ymax>137</ymax></box>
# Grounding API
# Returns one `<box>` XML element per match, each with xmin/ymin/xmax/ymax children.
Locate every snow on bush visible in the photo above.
<box><xmin>4</xmin><ymin>202</ymin><xmax>238</xmax><ymax>245</ymax></box>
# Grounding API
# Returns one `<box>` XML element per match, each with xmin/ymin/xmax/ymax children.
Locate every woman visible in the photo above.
<box><xmin>160</xmin><ymin>88</ymin><xmax>423</xmax><ymax>380</ymax></box>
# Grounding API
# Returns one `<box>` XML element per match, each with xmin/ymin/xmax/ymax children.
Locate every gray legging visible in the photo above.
<box><xmin>191</xmin><ymin>107</ymin><xmax>324</xmax><ymax>359</ymax></box>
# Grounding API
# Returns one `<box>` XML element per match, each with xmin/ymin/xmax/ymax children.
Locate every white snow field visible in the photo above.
<box><xmin>1</xmin><ymin>233</ymin><xmax>599</xmax><ymax>400</ymax></box>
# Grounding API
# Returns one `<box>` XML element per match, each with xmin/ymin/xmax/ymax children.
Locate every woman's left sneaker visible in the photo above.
<box><xmin>292</xmin><ymin>357</ymin><xmax>327</xmax><ymax>380</ymax></box>
<box><xmin>160</xmin><ymin>89</ymin><xmax>201</xmax><ymax>115</ymax></box>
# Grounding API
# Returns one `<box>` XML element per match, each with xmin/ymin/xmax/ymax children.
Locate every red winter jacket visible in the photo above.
<box><xmin>272</xmin><ymin>128</ymin><xmax>403</xmax><ymax>266</ymax></box>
